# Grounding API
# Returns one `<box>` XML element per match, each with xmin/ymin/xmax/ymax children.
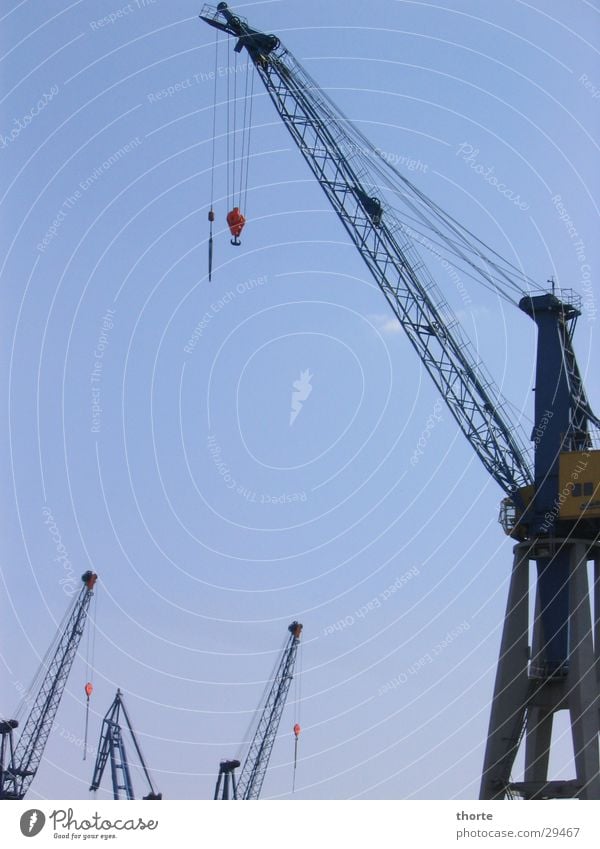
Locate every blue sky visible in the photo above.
<box><xmin>1</xmin><ymin>0</ymin><xmax>598</xmax><ymax>800</ymax></box>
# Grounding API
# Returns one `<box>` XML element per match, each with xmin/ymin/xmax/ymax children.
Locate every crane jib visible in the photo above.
<box><xmin>199</xmin><ymin>3</ymin><xmax>533</xmax><ymax>502</ymax></box>
<box><xmin>235</xmin><ymin>622</ymin><xmax>302</xmax><ymax>800</ymax></box>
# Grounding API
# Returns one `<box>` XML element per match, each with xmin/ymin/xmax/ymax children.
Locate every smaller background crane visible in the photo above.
<box><xmin>0</xmin><ymin>571</ymin><xmax>98</xmax><ymax>800</ymax></box>
<box><xmin>89</xmin><ymin>689</ymin><xmax>161</xmax><ymax>800</ymax></box>
<box><xmin>216</xmin><ymin>621</ymin><xmax>302</xmax><ymax>800</ymax></box>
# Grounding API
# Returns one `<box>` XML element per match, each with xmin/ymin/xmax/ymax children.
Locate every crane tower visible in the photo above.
<box><xmin>89</xmin><ymin>689</ymin><xmax>162</xmax><ymax>800</ymax></box>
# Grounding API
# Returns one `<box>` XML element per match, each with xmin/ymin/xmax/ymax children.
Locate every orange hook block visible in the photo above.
<box><xmin>226</xmin><ymin>207</ymin><xmax>246</xmax><ymax>245</ymax></box>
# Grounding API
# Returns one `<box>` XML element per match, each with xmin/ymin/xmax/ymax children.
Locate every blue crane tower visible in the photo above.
<box><xmin>89</xmin><ymin>689</ymin><xmax>161</xmax><ymax>800</ymax></box>
<box><xmin>215</xmin><ymin>621</ymin><xmax>302</xmax><ymax>800</ymax></box>
<box><xmin>0</xmin><ymin>571</ymin><xmax>98</xmax><ymax>799</ymax></box>
<box><xmin>200</xmin><ymin>4</ymin><xmax>600</xmax><ymax>800</ymax></box>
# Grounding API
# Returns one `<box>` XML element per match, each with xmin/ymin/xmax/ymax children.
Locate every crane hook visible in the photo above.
<box><xmin>226</xmin><ymin>207</ymin><xmax>246</xmax><ymax>246</ymax></box>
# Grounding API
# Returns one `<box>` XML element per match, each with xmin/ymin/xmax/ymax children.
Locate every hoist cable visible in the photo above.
<box><xmin>372</xmin><ymin>155</ymin><xmax>541</xmax><ymax>298</ymax></box>
<box><xmin>208</xmin><ymin>31</ymin><xmax>219</xmax><ymax>281</ymax></box>
<box><xmin>84</xmin><ymin>596</ymin><xmax>92</xmax><ymax>683</ymax></box>
<box><xmin>238</xmin><ymin>58</ymin><xmax>252</xmax><ymax>209</ymax></box>
<box><xmin>372</xmin><ymin>164</ymin><xmax>537</xmax><ymax>298</ymax></box>
<box><xmin>235</xmin><ymin>631</ymin><xmax>289</xmax><ymax>764</ymax></box>
<box><xmin>83</xmin><ymin>698</ymin><xmax>90</xmax><ymax>761</ymax></box>
<box><xmin>293</xmin><ymin>66</ymin><xmax>543</xmax><ymax>301</ymax></box>
<box><xmin>387</xmin><ymin>211</ymin><xmax>523</xmax><ymax>307</ymax></box>
<box><xmin>242</xmin><ymin>64</ymin><xmax>256</xmax><ymax>214</ymax></box>
<box><xmin>292</xmin><ymin>734</ymin><xmax>298</xmax><ymax>793</ymax></box>
<box><xmin>232</xmin><ymin>52</ymin><xmax>238</xmax><ymax>209</ymax></box>
<box><xmin>225</xmin><ymin>51</ymin><xmax>231</xmax><ymax>208</ymax></box>
<box><xmin>91</xmin><ymin>587</ymin><xmax>98</xmax><ymax>683</ymax></box>
<box><xmin>14</xmin><ymin>598</ymin><xmax>76</xmax><ymax>722</ymax></box>
<box><xmin>397</xmin><ymin>178</ymin><xmax>541</xmax><ymax>293</ymax></box>
<box><xmin>209</xmin><ymin>28</ymin><xmax>219</xmax><ymax>209</ymax></box>
<box><xmin>292</xmin><ymin>640</ymin><xmax>303</xmax><ymax>794</ymax></box>
<box><xmin>82</xmin><ymin>587</ymin><xmax>97</xmax><ymax>761</ymax></box>
<box><xmin>297</xmin><ymin>640</ymin><xmax>303</xmax><ymax>726</ymax></box>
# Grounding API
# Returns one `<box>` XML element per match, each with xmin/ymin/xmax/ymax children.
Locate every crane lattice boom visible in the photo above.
<box><xmin>200</xmin><ymin>2</ymin><xmax>533</xmax><ymax>501</ymax></box>
<box><xmin>236</xmin><ymin>621</ymin><xmax>302</xmax><ymax>800</ymax></box>
<box><xmin>0</xmin><ymin>571</ymin><xmax>97</xmax><ymax>800</ymax></box>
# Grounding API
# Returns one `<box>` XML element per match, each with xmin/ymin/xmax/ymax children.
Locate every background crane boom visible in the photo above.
<box><xmin>0</xmin><ymin>571</ymin><xmax>97</xmax><ymax>800</ymax></box>
<box><xmin>236</xmin><ymin>621</ymin><xmax>302</xmax><ymax>800</ymax></box>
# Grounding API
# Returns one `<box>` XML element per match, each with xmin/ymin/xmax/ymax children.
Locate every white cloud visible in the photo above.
<box><xmin>368</xmin><ymin>313</ymin><xmax>402</xmax><ymax>335</ymax></box>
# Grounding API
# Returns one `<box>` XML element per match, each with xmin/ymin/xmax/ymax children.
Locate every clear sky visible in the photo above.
<box><xmin>0</xmin><ymin>0</ymin><xmax>598</xmax><ymax>801</ymax></box>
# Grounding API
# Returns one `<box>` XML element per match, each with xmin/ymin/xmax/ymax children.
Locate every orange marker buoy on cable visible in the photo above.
<box><xmin>226</xmin><ymin>207</ymin><xmax>246</xmax><ymax>246</ymax></box>
<box><xmin>85</xmin><ymin>682</ymin><xmax>93</xmax><ymax>699</ymax></box>
<box><xmin>293</xmin><ymin>723</ymin><xmax>301</xmax><ymax>737</ymax></box>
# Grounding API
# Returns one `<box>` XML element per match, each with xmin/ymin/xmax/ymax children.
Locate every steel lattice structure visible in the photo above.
<box><xmin>89</xmin><ymin>689</ymin><xmax>161</xmax><ymax>800</ymax></box>
<box><xmin>236</xmin><ymin>622</ymin><xmax>302</xmax><ymax>800</ymax></box>
<box><xmin>0</xmin><ymin>572</ymin><xmax>97</xmax><ymax>799</ymax></box>
<box><xmin>200</xmin><ymin>2</ymin><xmax>533</xmax><ymax>503</ymax></box>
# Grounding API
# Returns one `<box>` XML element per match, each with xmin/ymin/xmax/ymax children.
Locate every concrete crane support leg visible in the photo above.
<box><xmin>480</xmin><ymin>545</ymin><xmax>531</xmax><ymax>799</ymax></box>
<box><xmin>524</xmin><ymin>588</ymin><xmax>553</xmax><ymax>783</ymax></box>
<box><xmin>568</xmin><ymin>544</ymin><xmax>600</xmax><ymax>799</ymax></box>
<box><xmin>524</xmin><ymin>707</ymin><xmax>553</xmax><ymax>784</ymax></box>
<box><xmin>480</xmin><ymin>541</ymin><xmax>600</xmax><ymax>800</ymax></box>
<box><xmin>595</xmin><ymin>556</ymin><xmax>600</xmax><ymax>697</ymax></box>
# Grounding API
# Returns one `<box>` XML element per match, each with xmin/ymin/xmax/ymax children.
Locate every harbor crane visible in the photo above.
<box><xmin>0</xmin><ymin>571</ymin><xmax>98</xmax><ymax>799</ymax></box>
<box><xmin>200</xmin><ymin>4</ymin><xmax>600</xmax><ymax>799</ymax></box>
<box><xmin>215</xmin><ymin>621</ymin><xmax>302</xmax><ymax>799</ymax></box>
<box><xmin>89</xmin><ymin>689</ymin><xmax>161</xmax><ymax>800</ymax></box>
